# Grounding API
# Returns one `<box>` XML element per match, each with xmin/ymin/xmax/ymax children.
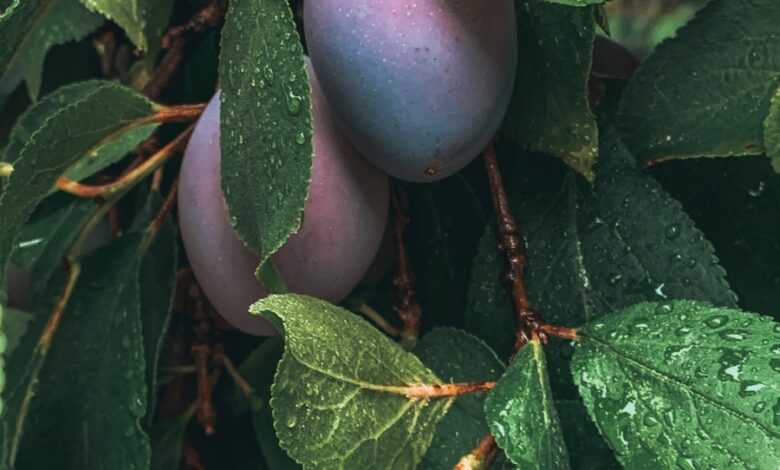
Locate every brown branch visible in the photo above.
<box><xmin>454</xmin><ymin>434</ymin><xmax>498</xmax><ymax>470</ymax></box>
<box><xmin>215</xmin><ymin>350</ymin><xmax>257</xmax><ymax>401</ymax></box>
<box><xmin>140</xmin><ymin>179</ymin><xmax>178</xmax><ymax>253</ymax></box>
<box><xmin>483</xmin><ymin>143</ymin><xmax>545</xmax><ymax>349</ymax></box>
<box><xmin>391</xmin><ymin>187</ymin><xmax>422</xmax><ymax>349</ymax></box>
<box><xmin>192</xmin><ymin>343</ymin><xmax>216</xmax><ymax>435</ymax></box>
<box><xmin>57</xmin><ymin>125</ymin><xmax>194</xmax><ymax>198</ymax></box>
<box><xmin>143</xmin><ymin>0</ymin><xmax>227</xmax><ymax>100</ymax></box>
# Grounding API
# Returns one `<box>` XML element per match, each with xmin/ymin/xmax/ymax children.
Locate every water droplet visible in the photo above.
<box><xmin>666</xmin><ymin>225</ymin><xmax>680</xmax><ymax>239</ymax></box>
<box><xmin>286</xmin><ymin>415</ymin><xmax>298</xmax><ymax>428</ymax></box>
<box><xmin>704</xmin><ymin>315</ymin><xmax>729</xmax><ymax>329</ymax></box>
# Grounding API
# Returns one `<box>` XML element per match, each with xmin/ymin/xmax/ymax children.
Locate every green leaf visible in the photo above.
<box><xmin>408</xmin><ymin>175</ymin><xmax>488</xmax><ymax>328</ymax></box>
<box><xmin>0</xmin><ymin>0</ymin><xmax>103</xmax><ymax>99</ymax></box>
<box><xmin>10</xmin><ymin>195</ymin><xmax>98</xmax><ymax>293</ymax></box>
<box><xmin>2</xmin><ymin>307</ymin><xmax>32</xmax><ymax>357</ymax></box>
<box><xmin>466</xmin><ymin>127</ymin><xmax>736</xmax><ymax>466</ymax></box>
<box><xmin>572</xmin><ymin>300</ymin><xmax>780</xmax><ymax>469</ymax></box>
<box><xmin>79</xmin><ymin>0</ymin><xmax>173</xmax><ymax>52</ymax></box>
<box><xmin>764</xmin><ymin>85</ymin><xmax>780</xmax><ymax>172</ymax></box>
<box><xmin>545</xmin><ymin>0</ymin><xmax>607</xmax><ymax>6</ymax></box>
<box><xmin>253</xmin><ymin>403</ymin><xmax>302</xmax><ymax>470</ymax></box>
<box><xmin>3</xmin><ymin>236</ymin><xmax>151</xmax><ymax>469</ymax></box>
<box><xmin>151</xmin><ymin>407</ymin><xmax>195</xmax><ymax>470</ymax></box>
<box><xmin>652</xmin><ymin>156</ymin><xmax>780</xmax><ymax>320</ymax></box>
<box><xmin>415</xmin><ymin>328</ymin><xmax>505</xmax><ymax>470</ymax></box>
<box><xmin>503</xmin><ymin>0</ymin><xmax>598</xmax><ymax>180</ymax></box>
<box><xmin>137</xmin><ymin>198</ymin><xmax>178</xmax><ymax>426</ymax></box>
<box><xmin>251</xmin><ymin>294</ymin><xmax>452</xmax><ymax>470</ymax></box>
<box><xmin>485</xmin><ymin>338</ymin><xmax>570</xmax><ymax>469</ymax></box>
<box><xmin>0</xmin><ymin>80</ymin><xmax>157</xmax><ymax>292</ymax></box>
<box><xmin>617</xmin><ymin>0</ymin><xmax>780</xmax><ymax>164</ymax></box>
<box><xmin>219</xmin><ymin>0</ymin><xmax>313</xmax><ymax>265</ymax></box>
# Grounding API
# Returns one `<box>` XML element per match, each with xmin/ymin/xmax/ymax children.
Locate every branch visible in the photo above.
<box><xmin>140</xmin><ymin>178</ymin><xmax>179</xmax><ymax>254</ymax></box>
<box><xmin>454</xmin><ymin>434</ymin><xmax>498</xmax><ymax>470</ymax></box>
<box><xmin>57</xmin><ymin>125</ymin><xmax>194</xmax><ymax>199</ymax></box>
<box><xmin>391</xmin><ymin>187</ymin><xmax>422</xmax><ymax>349</ymax></box>
<box><xmin>143</xmin><ymin>0</ymin><xmax>227</xmax><ymax>100</ymax></box>
<box><xmin>354</xmin><ymin>303</ymin><xmax>402</xmax><ymax>338</ymax></box>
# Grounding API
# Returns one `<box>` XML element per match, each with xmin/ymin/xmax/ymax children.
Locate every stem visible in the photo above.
<box><xmin>57</xmin><ymin>125</ymin><xmax>194</xmax><ymax>199</ymax></box>
<box><xmin>539</xmin><ymin>324</ymin><xmax>579</xmax><ymax>341</ymax></box>
<box><xmin>151</xmin><ymin>103</ymin><xmax>206</xmax><ymax>124</ymax></box>
<box><xmin>192</xmin><ymin>344</ymin><xmax>216</xmax><ymax>435</ymax></box>
<box><xmin>483</xmin><ymin>143</ymin><xmax>544</xmax><ymax>348</ymax></box>
<box><xmin>355</xmin><ymin>303</ymin><xmax>401</xmax><ymax>338</ymax></box>
<box><xmin>374</xmin><ymin>381</ymin><xmax>496</xmax><ymax>399</ymax></box>
<box><xmin>140</xmin><ymin>179</ymin><xmax>179</xmax><ymax>254</ymax></box>
<box><xmin>215</xmin><ymin>351</ymin><xmax>257</xmax><ymax>401</ymax></box>
<box><xmin>391</xmin><ymin>187</ymin><xmax>422</xmax><ymax>349</ymax></box>
<box><xmin>144</xmin><ymin>0</ymin><xmax>226</xmax><ymax>100</ymax></box>
<box><xmin>453</xmin><ymin>434</ymin><xmax>498</xmax><ymax>470</ymax></box>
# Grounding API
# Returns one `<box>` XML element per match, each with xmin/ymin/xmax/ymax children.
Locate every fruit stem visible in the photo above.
<box><xmin>391</xmin><ymin>186</ymin><xmax>422</xmax><ymax>350</ymax></box>
<box><xmin>355</xmin><ymin>303</ymin><xmax>402</xmax><ymax>338</ymax></box>
<box><xmin>57</xmin><ymin>125</ymin><xmax>194</xmax><ymax>199</ymax></box>
<box><xmin>453</xmin><ymin>433</ymin><xmax>498</xmax><ymax>470</ymax></box>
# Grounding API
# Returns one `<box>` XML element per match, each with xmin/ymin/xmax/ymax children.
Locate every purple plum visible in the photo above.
<box><xmin>178</xmin><ymin>63</ymin><xmax>390</xmax><ymax>335</ymax></box>
<box><xmin>304</xmin><ymin>0</ymin><xmax>518</xmax><ymax>182</ymax></box>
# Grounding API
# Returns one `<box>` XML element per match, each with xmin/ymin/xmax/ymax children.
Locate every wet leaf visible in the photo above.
<box><xmin>503</xmin><ymin>0</ymin><xmax>598</xmax><ymax>180</ymax></box>
<box><xmin>0</xmin><ymin>0</ymin><xmax>103</xmax><ymax>100</ymax></box>
<box><xmin>251</xmin><ymin>294</ymin><xmax>452</xmax><ymax>470</ymax></box>
<box><xmin>3</xmin><ymin>236</ymin><xmax>150</xmax><ymax>469</ymax></box>
<box><xmin>764</xmin><ymin>85</ymin><xmax>780</xmax><ymax>172</ymax></box>
<box><xmin>485</xmin><ymin>338</ymin><xmax>570</xmax><ymax>469</ymax></box>
<box><xmin>415</xmin><ymin>328</ymin><xmax>505</xmax><ymax>470</ymax></box>
<box><xmin>79</xmin><ymin>0</ymin><xmax>174</xmax><ymax>52</ymax></box>
<box><xmin>617</xmin><ymin>0</ymin><xmax>780</xmax><ymax>164</ymax></box>
<box><xmin>219</xmin><ymin>0</ymin><xmax>312</xmax><ymax>266</ymax></box>
<box><xmin>572</xmin><ymin>300</ymin><xmax>780</xmax><ymax>469</ymax></box>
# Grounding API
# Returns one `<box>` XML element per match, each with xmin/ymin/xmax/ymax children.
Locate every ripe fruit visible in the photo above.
<box><xmin>178</xmin><ymin>65</ymin><xmax>390</xmax><ymax>336</ymax></box>
<box><xmin>304</xmin><ymin>1</ymin><xmax>518</xmax><ymax>182</ymax></box>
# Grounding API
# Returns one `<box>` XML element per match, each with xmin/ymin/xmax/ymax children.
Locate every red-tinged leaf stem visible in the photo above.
<box><xmin>391</xmin><ymin>186</ymin><xmax>423</xmax><ymax>349</ymax></box>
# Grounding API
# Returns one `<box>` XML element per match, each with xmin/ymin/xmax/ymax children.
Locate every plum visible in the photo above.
<box><xmin>304</xmin><ymin>0</ymin><xmax>518</xmax><ymax>182</ymax></box>
<box><xmin>178</xmin><ymin>64</ymin><xmax>390</xmax><ymax>336</ymax></box>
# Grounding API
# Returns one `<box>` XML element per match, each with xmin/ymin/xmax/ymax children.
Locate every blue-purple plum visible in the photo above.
<box><xmin>178</xmin><ymin>65</ymin><xmax>390</xmax><ymax>336</ymax></box>
<box><xmin>304</xmin><ymin>1</ymin><xmax>518</xmax><ymax>182</ymax></box>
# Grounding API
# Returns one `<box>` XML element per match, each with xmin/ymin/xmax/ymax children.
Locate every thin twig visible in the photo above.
<box><xmin>192</xmin><ymin>344</ymin><xmax>216</xmax><ymax>435</ymax></box>
<box><xmin>143</xmin><ymin>0</ymin><xmax>227</xmax><ymax>100</ymax></box>
<box><xmin>391</xmin><ymin>187</ymin><xmax>422</xmax><ymax>349</ymax></box>
<box><xmin>483</xmin><ymin>143</ymin><xmax>544</xmax><ymax>349</ymax></box>
<box><xmin>57</xmin><ymin>125</ymin><xmax>194</xmax><ymax>198</ymax></box>
<box><xmin>355</xmin><ymin>303</ymin><xmax>401</xmax><ymax>338</ymax></box>
<box><xmin>140</xmin><ymin>179</ymin><xmax>179</xmax><ymax>253</ymax></box>
<box><xmin>215</xmin><ymin>350</ymin><xmax>256</xmax><ymax>401</ymax></box>
<box><xmin>453</xmin><ymin>433</ymin><xmax>499</xmax><ymax>470</ymax></box>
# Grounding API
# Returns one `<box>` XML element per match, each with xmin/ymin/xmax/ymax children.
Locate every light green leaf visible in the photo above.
<box><xmin>503</xmin><ymin>0</ymin><xmax>598</xmax><ymax>180</ymax></box>
<box><xmin>617</xmin><ymin>0</ymin><xmax>780</xmax><ymax>164</ymax></box>
<box><xmin>3</xmin><ymin>236</ymin><xmax>151</xmax><ymax>469</ymax></box>
<box><xmin>415</xmin><ymin>328</ymin><xmax>505</xmax><ymax>470</ymax></box>
<box><xmin>79</xmin><ymin>0</ymin><xmax>173</xmax><ymax>52</ymax></box>
<box><xmin>763</xmin><ymin>85</ymin><xmax>780</xmax><ymax>172</ymax></box>
<box><xmin>219</xmin><ymin>0</ymin><xmax>313</xmax><ymax>265</ymax></box>
<box><xmin>251</xmin><ymin>294</ymin><xmax>452</xmax><ymax>470</ymax></box>
<box><xmin>572</xmin><ymin>300</ymin><xmax>780</xmax><ymax>469</ymax></box>
<box><xmin>0</xmin><ymin>80</ymin><xmax>157</xmax><ymax>293</ymax></box>
<box><xmin>485</xmin><ymin>338</ymin><xmax>570</xmax><ymax>469</ymax></box>
<box><xmin>0</xmin><ymin>0</ymin><xmax>104</xmax><ymax>100</ymax></box>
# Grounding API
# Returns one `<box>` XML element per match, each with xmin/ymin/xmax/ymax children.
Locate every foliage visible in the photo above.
<box><xmin>1</xmin><ymin>0</ymin><xmax>779</xmax><ymax>469</ymax></box>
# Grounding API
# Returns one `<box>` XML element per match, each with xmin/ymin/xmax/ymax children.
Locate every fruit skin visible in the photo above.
<box><xmin>304</xmin><ymin>0</ymin><xmax>518</xmax><ymax>182</ymax></box>
<box><xmin>178</xmin><ymin>66</ymin><xmax>390</xmax><ymax>336</ymax></box>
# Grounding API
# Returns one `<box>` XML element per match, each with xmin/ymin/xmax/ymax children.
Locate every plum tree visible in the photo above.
<box><xmin>304</xmin><ymin>0</ymin><xmax>518</xmax><ymax>182</ymax></box>
<box><xmin>178</xmin><ymin>64</ymin><xmax>390</xmax><ymax>336</ymax></box>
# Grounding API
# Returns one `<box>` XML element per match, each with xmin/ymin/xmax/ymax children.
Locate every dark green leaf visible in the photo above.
<box><xmin>219</xmin><ymin>0</ymin><xmax>312</xmax><ymax>265</ymax></box>
<box><xmin>79</xmin><ymin>0</ymin><xmax>174</xmax><ymax>52</ymax></box>
<box><xmin>617</xmin><ymin>0</ymin><xmax>780</xmax><ymax>164</ymax></box>
<box><xmin>764</xmin><ymin>85</ymin><xmax>780</xmax><ymax>172</ymax></box>
<box><xmin>485</xmin><ymin>338</ymin><xmax>570</xmax><ymax>469</ymax></box>
<box><xmin>0</xmin><ymin>0</ymin><xmax>103</xmax><ymax>99</ymax></box>
<box><xmin>415</xmin><ymin>328</ymin><xmax>505</xmax><ymax>470</ymax></box>
<box><xmin>467</xmin><ymin>127</ymin><xmax>736</xmax><ymax>466</ymax></box>
<box><xmin>251</xmin><ymin>294</ymin><xmax>452</xmax><ymax>470</ymax></box>
<box><xmin>0</xmin><ymin>80</ymin><xmax>157</xmax><ymax>292</ymax></box>
<box><xmin>138</xmin><ymin>200</ymin><xmax>178</xmax><ymax>427</ymax></box>
<box><xmin>2</xmin><ymin>307</ymin><xmax>32</xmax><ymax>357</ymax></box>
<box><xmin>652</xmin><ymin>156</ymin><xmax>780</xmax><ymax>320</ymax></box>
<box><xmin>503</xmin><ymin>0</ymin><xmax>598</xmax><ymax>180</ymax></box>
<box><xmin>253</xmin><ymin>403</ymin><xmax>302</xmax><ymax>470</ymax></box>
<box><xmin>408</xmin><ymin>174</ymin><xmax>488</xmax><ymax>329</ymax></box>
<box><xmin>572</xmin><ymin>300</ymin><xmax>780</xmax><ymax>469</ymax></box>
<box><xmin>151</xmin><ymin>407</ymin><xmax>195</xmax><ymax>470</ymax></box>
<box><xmin>4</xmin><ymin>236</ymin><xmax>150</xmax><ymax>469</ymax></box>
<box><xmin>10</xmin><ymin>195</ymin><xmax>100</xmax><ymax>293</ymax></box>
